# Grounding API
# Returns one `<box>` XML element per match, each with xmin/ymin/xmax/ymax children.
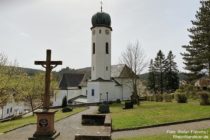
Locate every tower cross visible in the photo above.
<box><xmin>100</xmin><ymin>0</ymin><xmax>103</xmax><ymax>12</ymax></box>
<box><xmin>35</xmin><ymin>49</ymin><xmax>62</xmax><ymax>110</ymax></box>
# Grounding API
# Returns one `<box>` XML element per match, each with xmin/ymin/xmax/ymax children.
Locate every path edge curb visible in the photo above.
<box><xmin>112</xmin><ymin>117</ymin><xmax>210</xmax><ymax>132</ymax></box>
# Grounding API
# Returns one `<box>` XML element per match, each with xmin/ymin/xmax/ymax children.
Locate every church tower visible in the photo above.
<box><xmin>91</xmin><ymin>10</ymin><xmax>112</xmax><ymax>80</ymax></box>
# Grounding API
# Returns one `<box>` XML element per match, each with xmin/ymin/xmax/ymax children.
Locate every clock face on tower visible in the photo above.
<box><xmin>105</xmin><ymin>30</ymin><xmax>109</xmax><ymax>35</ymax></box>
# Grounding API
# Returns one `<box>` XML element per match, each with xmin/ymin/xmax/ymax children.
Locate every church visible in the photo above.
<box><xmin>53</xmin><ymin>10</ymin><xmax>133</xmax><ymax>106</ymax></box>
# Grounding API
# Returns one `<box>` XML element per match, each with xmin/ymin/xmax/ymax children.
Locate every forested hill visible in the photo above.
<box><xmin>20</xmin><ymin>66</ymin><xmax>188</xmax><ymax>82</ymax></box>
<box><xmin>19</xmin><ymin>67</ymin><xmax>43</xmax><ymax>76</ymax></box>
<box><xmin>139</xmin><ymin>72</ymin><xmax>188</xmax><ymax>81</ymax></box>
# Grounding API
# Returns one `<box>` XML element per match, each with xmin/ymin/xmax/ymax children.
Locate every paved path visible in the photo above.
<box><xmin>0</xmin><ymin>106</ymin><xmax>97</xmax><ymax>140</ymax></box>
<box><xmin>1</xmin><ymin>107</ymin><xmax>210</xmax><ymax>140</ymax></box>
<box><xmin>112</xmin><ymin>120</ymin><xmax>210</xmax><ymax>139</ymax></box>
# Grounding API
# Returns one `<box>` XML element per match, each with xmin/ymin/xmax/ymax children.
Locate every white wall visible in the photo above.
<box><xmin>91</xmin><ymin>27</ymin><xmax>112</xmax><ymax>80</ymax></box>
<box><xmin>81</xmin><ymin>87</ymin><xmax>88</xmax><ymax>96</ymax></box>
<box><xmin>87</xmin><ymin>81</ymin><xmax>123</xmax><ymax>103</ymax></box>
<box><xmin>52</xmin><ymin>79</ymin><xmax>133</xmax><ymax>105</ymax></box>
<box><xmin>0</xmin><ymin>101</ymin><xmax>29</xmax><ymax>119</ymax></box>
<box><xmin>114</xmin><ymin>78</ymin><xmax>133</xmax><ymax>101</ymax></box>
<box><xmin>52</xmin><ymin>89</ymin><xmax>82</xmax><ymax>107</ymax></box>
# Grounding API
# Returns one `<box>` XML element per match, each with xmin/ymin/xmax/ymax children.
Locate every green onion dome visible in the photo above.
<box><xmin>91</xmin><ymin>12</ymin><xmax>111</xmax><ymax>28</ymax></box>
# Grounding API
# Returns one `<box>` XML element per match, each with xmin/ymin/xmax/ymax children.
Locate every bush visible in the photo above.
<box><xmin>178</xmin><ymin>84</ymin><xmax>198</xmax><ymax>98</ymax></box>
<box><xmin>123</xmin><ymin>101</ymin><xmax>134</xmax><ymax>109</ymax></box>
<box><xmin>98</xmin><ymin>104</ymin><xmax>110</xmax><ymax>113</ymax></box>
<box><xmin>155</xmin><ymin>94</ymin><xmax>163</xmax><ymax>102</ymax></box>
<box><xmin>147</xmin><ymin>95</ymin><xmax>155</xmax><ymax>101</ymax></box>
<box><xmin>62</xmin><ymin>107</ymin><xmax>73</xmax><ymax>112</ymax></box>
<box><xmin>199</xmin><ymin>91</ymin><xmax>210</xmax><ymax>105</ymax></box>
<box><xmin>146</xmin><ymin>96</ymin><xmax>151</xmax><ymax>101</ymax></box>
<box><xmin>108</xmin><ymin>101</ymin><xmax>113</xmax><ymax>104</ymax></box>
<box><xmin>175</xmin><ymin>93</ymin><xmax>187</xmax><ymax>103</ymax></box>
<box><xmin>171</xmin><ymin>93</ymin><xmax>175</xmax><ymax>99</ymax></box>
<box><xmin>163</xmin><ymin>93</ymin><xmax>173</xmax><ymax>102</ymax></box>
<box><xmin>116</xmin><ymin>99</ymin><xmax>121</xmax><ymax>104</ymax></box>
<box><xmin>62</xmin><ymin>96</ymin><xmax>67</xmax><ymax>108</ymax></box>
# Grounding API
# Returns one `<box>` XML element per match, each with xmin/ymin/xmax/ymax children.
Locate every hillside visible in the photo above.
<box><xmin>19</xmin><ymin>67</ymin><xmax>43</xmax><ymax>76</ymax></box>
<box><xmin>139</xmin><ymin>72</ymin><xmax>188</xmax><ymax>81</ymax></box>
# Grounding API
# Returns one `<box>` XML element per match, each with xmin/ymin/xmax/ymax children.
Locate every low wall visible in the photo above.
<box><xmin>75</xmin><ymin>135</ymin><xmax>111</xmax><ymax>140</ymax></box>
<box><xmin>75</xmin><ymin>114</ymin><xmax>112</xmax><ymax>140</ymax></box>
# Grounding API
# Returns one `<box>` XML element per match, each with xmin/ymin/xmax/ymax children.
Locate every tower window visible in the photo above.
<box><xmin>105</xmin><ymin>30</ymin><xmax>109</xmax><ymax>35</ymax></box>
<box><xmin>92</xmin><ymin>89</ymin><xmax>95</xmax><ymax>96</ymax></box>
<box><xmin>99</xmin><ymin>29</ymin><xmax>102</xmax><ymax>34</ymax></box>
<box><xmin>106</xmin><ymin>42</ymin><xmax>109</xmax><ymax>54</ymax></box>
<box><xmin>93</xmin><ymin>43</ymin><xmax>95</xmax><ymax>54</ymax></box>
<box><xmin>106</xmin><ymin>66</ymin><xmax>108</xmax><ymax>71</ymax></box>
<box><xmin>93</xmin><ymin>66</ymin><xmax>94</xmax><ymax>71</ymax></box>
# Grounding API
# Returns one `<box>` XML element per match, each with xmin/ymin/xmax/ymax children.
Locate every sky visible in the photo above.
<box><xmin>0</xmin><ymin>0</ymin><xmax>200</xmax><ymax>73</ymax></box>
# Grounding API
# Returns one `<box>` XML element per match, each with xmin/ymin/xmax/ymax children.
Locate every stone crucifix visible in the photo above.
<box><xmin>35</xmin><ymin>49</ymin><xmax>62</xmax><ymax>110</ymax></box>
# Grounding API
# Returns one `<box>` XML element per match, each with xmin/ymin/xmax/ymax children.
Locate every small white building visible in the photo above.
<box><xmin>52</xmin><ymin>10</ymin><xmax>134</xmax><ymax>106</ymax></box>
<box><xmin>0</xmin><ymin>97</ymin><xmax>30</xmax><ymax>120</ymax></box>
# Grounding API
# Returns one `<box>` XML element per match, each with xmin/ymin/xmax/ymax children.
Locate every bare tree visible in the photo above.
<box><xmin>120</xmin><ymin>41</ymin><xmax>147</xmax><ymax>105</ymax></box>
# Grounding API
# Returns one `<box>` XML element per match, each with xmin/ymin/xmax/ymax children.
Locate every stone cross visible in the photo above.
<box><xmin>35</xmin><ymin>49</ymin><xmax>62</xmax><ymax>110</ymax></box>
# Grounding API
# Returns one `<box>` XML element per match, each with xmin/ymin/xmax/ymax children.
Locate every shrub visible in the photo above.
<box><xmin>199</xmin><ymin>91</ymin><xmax>210</xmax><ymax>105</ymax></box>
<box><xmin>123</xmin><ymin>101</ymin><xmax>134</xmax><ymax>109</ymax></box>
<box><xmin>175</xmin><ymin>93</ymin><xmax>187</xmax><ymax>103</ymax></box>
<box><xmin>108</xmin><ymin>101</ymin><xmax>113</xmax><ymax>104</ymax></box>
<box><xmin>163</xmin><ymin>93</ymin><xmax>173</xmax><ymax>102</ymax></box>
<box><xmin>62</xmin><ymin>96</ymin><xmax>67</xmax><ymax>108</ymax></box>
<box><xmin>171</xmin><ymin>93</ymin><xmax>175</xmax><ymax>99</ymax></box>
<box><xmin>147</xmin><ymin>95</ymin><xmax>155</xmax><ymax>101</ymax></box>
<box><xmin>116</xmin><ymin>99</ymin><xmax>121</xmax><ymax>104</ymax></box>
<box><xmin>62</xmin><ymin>107</ymin><xmax>73</xmax><ymax>112</ymax></box>
<box><xmin>178</xmin><ymin>84</ymin><xmax>198</xmax><ymax>98</ymax></box>
<box><xmin>146</xmin><ymin>96</ymin><xmax>151</xmax><ymax>101</ymax></box>
<box><xmin>155</xmin><ymin>94</ymin><xmax>163</xmax><ymax>102</ymax></box>
<box><xmin>98</xmin><ymin>104</ymin><xmax>110</xmax><ymax>113</ymax></box>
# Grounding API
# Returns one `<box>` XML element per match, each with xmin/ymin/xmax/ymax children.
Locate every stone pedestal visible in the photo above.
<box><xmin>28</xmin><ymin>110</ymin><xmax>60</xmax><ymax>140</ymax></box>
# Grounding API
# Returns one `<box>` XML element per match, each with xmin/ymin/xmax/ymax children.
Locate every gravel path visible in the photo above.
<box><xmin>0</xmin><ymin>106</ymin><xmax>97</xmax><ymax>140</ymax></box>
<box><xmin>112</xmin><ymin>120</ymin><xmax>210</xmax><ymax>139</ymax></box>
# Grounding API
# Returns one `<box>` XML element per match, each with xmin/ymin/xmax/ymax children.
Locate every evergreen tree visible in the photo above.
<box><xmin>154</xmin><ymin>50</ymin><xmax>166</xmax><ymax>94</ymax></box>
<box><xmin>147</xmin><ymin>59</ymin><xmax>157</xmax><ymax>93</ymax></box>
<box><xmin>165</xmin><ymin>51</ymin><xmax>179</xmax><ymax>92</ymax></box>
<box><xmin>62</xmin><ymin>96</ymin><xmax>67</xmax><ymax>108</ymax></box>
<box><xmin>182</xmin><ymin>0</ymin><xmax>210</xmax><ymax>80</ymax></box>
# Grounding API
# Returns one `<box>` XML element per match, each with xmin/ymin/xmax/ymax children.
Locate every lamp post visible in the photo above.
<box><xmin>100</xmin><ymin>93</ymin><xmax>102</xmax><ymax>103</ymax></box>
<box><xmin>106</xmin><ymin>92</ymin><xmax>108</xmax><ymax>103</ymax></box>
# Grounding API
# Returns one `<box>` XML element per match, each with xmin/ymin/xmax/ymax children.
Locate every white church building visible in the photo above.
<box><xmin>53</xmin><ymin>10</ymin><xmax>133</xmax><ymax>106</ymax></box>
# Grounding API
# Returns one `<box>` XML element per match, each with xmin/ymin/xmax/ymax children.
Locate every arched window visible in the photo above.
<box><xmin>99</xmin><ymin>29</ymin><xmax>102</xmax><ymax>34</ymax></box>
<box><xmin>93</xmin><ymin>43</ymin><xmax>95</xmax><ymax>54</ymax></box>
<box><xmin>106</xmin><ymin>42</ymin><xmax>109</xmax><ymax>54</ymax></box>
<box><xmin>106</xmin><ymin>66</ymin><xmax>108</xmax><ymax>71</ymax></box>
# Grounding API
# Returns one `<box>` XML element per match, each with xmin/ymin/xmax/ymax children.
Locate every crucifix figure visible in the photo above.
<box><xmin>35</xmin><ymin>49</ymin><xmax>62</xmax><ymax>110</ymax></box>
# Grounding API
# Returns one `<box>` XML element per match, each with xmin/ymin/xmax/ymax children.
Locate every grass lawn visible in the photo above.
<box><xmin>0</xmin><ymin>107</ymin><xmax>86</xmax><ymax>133</ymax></box>
<box><xmin>115</xmin><ymin>128</ymin><xmax>210</xmax><ymax>140</ymax></box>
<box><xmin>111</xmin><ymin>101</ymin><xmax>210</xmax><ymax>130</ymax></box>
